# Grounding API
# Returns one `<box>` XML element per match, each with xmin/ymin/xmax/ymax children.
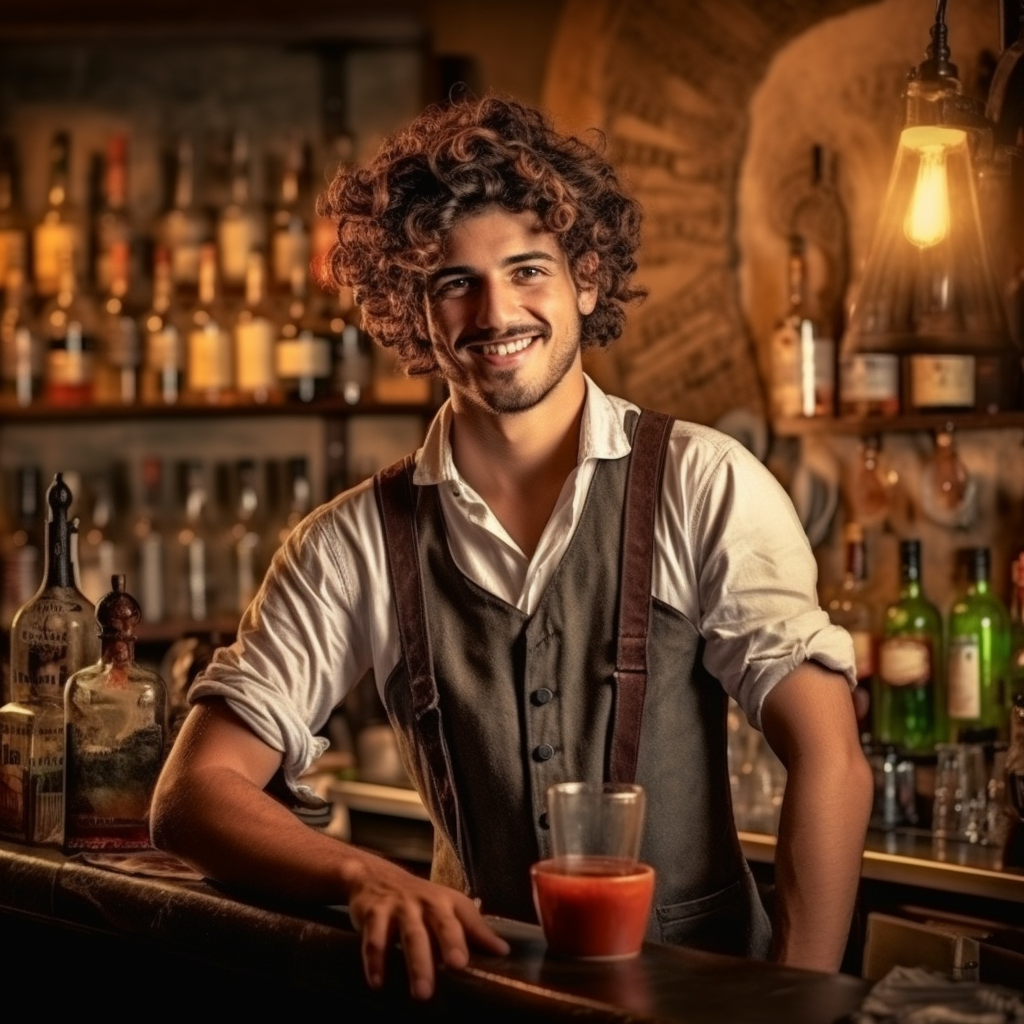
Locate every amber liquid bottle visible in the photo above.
<box><xmin>64</xmin><ymin>574</ymin><xmax>167</xmax><ymax>851</ymax></box>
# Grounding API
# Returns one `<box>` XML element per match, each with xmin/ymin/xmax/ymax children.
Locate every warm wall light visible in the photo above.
<box><xmin>839</xmin><ymin>0</ymin><xmax>1021</xmax><ymax>417</ymax></box>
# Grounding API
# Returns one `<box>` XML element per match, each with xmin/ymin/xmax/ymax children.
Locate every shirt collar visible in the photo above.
<box><xmin>413</xmin><ymin>374</ymin><xmax>633</xmax><ymax>487</ymax></box>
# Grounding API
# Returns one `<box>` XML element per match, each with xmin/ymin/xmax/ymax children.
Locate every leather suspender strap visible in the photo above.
<box><xmin>374</xmin><ymin>456</ymin><xmax>463</xmax><ymax>857</ymax></box>
<box><xmin>609</xmin><ymin>409</ymin><xmax>674</xmax><ymax>785</ymax></box>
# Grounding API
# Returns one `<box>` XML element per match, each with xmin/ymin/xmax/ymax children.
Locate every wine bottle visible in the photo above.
<box><xmin>217</xmin><ymin>130</ymin><xmax>265</xmax><ymax>298</ymax></box>
<box><xmin>0</xmin><ymin>473</ymin><xmax>100</xmax><ymax>844</ymax></box>
<box><xmin>133</xmin><ymin>455</ymin><xmax>167</xmax><ymax>624</ymax></box>
<box><xmin>94</xmin><ymin>239</ymin><xmax>141</xmax><ymax>405</ymax></box>
<box><xmin>156</xmin><ymin>135</ymin><xmax>209</xmax><ymax>303</ymax></box>
<box><xmin>185</xmin><ymin>242</ymin><xmax>232</xmax><ymax>403</ymax></box>
<box><xmin>141</xmin><ymin>246</ymin><xmax>184</xmax><ymax>405</ymax></box>
<box><xmin>93</xmin><ymin>133</ymin><xmax>135</xmax><ymax>296</ymax></box>
<box><xmin>274</xmin><ymin>265</ymin><xmax>330</xmax><ymax>403</ymax></box>
<box><xmin>948</xmin><ymin>546</ymin><xmax>1011</xmax><ymax>739</ymax></box>
<box><xmin>33</xmin><ymin>130</ymin><xmax>83</xmax><ymax>300</ymax></box>
<box><xmin>875</xmin><ymin>538</ymin><xmax>942</xmax><ymax>754</ymax></box>
<box><xmin>41</xmin><ymin>243</ymin><xmax>96</xmax><ymax>407</ymax></box>
<box><xmin>0</xmin><ymin>136</ymin><xmax>29</xmax><ymax>291</ymax></box>
<box><xmin>1</xmin><ymin>265</ymin><xmax>43</xmax><ymax>407</ymax></box>
<box><xmin>270</xmin><ymin>136</ymin><xmax>310</xmax><ymax>297</ymax></box>
<box><xmin>64</xmin><ymin>574</ymin><xmax>167</xmax><ymax>852</ymax></box>
<box><xmin>234</xmin><ymin>250</ymin><xmax>279</xmax><ymax>404</ymax></box>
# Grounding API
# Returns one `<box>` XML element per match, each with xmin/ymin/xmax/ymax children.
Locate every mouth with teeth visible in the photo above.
<box><xmin>475</xmin><ymin>336</ymin><xmax>535</xmax><ymax>358</ymax></box>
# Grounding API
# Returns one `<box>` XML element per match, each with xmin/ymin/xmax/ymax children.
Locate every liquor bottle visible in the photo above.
<box><xmin>0</xmin><ymin>137</ymin><xmax>29</xmax><ymax>291</ymax></box>
<box><xmin>185</xmin><ymin>242</ymin><xmax>232</xmax><ymax>403</ymax></box>
<box><xmin>42</xmin><ymin>243</ymin><xmax>96</xmax><ymax>407</ymax></box>
<box><xmin>0</xmin><ymin>473</ymin><xmax>100</xmax><ymax>844</ymax></box>
<box><xmin>270</xmin><ymin>136</ymin><xmax>310</xmax><ymax>297</ymax></box>
<box><xmin>171</xmin><ymin>460</ymin><xmax>218</xmax><ymax>622</ymax></box>
<box><xmin>156</xmin><ymin>135</ymin><xmax>209</xmax><ymax>303</ymax></box>
<box><xmin>223</xmin><ymin>458</ymin><xmax>265</xmax><ymax>615</ymax></box>
<box><xmin>132</xmin><ymin>455</ymin><xmax>166</xmax><ymax>624</ymax></box>
<box><xmin>768</xmin><ymin>234</ymin><xmax>835</xmax><ymax>419</ymax></box>
<box><xmin>141</xmin><ymin>246</ymin><xmax>184</xmax><ymax>405</ymax></box>
<box><xmin>33</xmin><ymin>130</ymin><xmax>83</xmax><ymax>300</ymax></box>
<box><xmin>94</xmin><ymin>239</ymin><xmax>141</xmax><ymax>405</ymax></box>
<box><xmin>77</xmin><ymin>468</ymin><xmax>127</xmax><ymax>606</ymax></box>
<box><xmin>64</xmin><ymin>574</ymin><xmax>167</xmax><ymax>852</ymax></box>
<box><xmin>824</xmin><ymin>522</ymin><xmax>875</xmax><ymax>737</ymax></box>
<box><xmin>275</xmin><ymin>266</ymin><xmax>331</xmax><ymax>403</ymax></box>
<box><xmin>1</xmin><ymin>265</ymin><xmax>43</xmax><ymax>407</ymax></box>
<box><xmin>948</xmin><ymin>547</ymin><xmax>1011</xmax><ymax>739</ymax></box>
<box><xmin>334</xmin><ymin>303</ymin><xmax>372</xmax><ymax>406</ymax></box>
<box><xmin>217</xmin><ymin>131</ymin><xmax>266</xmax><ymax>298</ymax></box>
<box><xmin>0</xmin><ymin>466</ymin><xmax>41</xmax><ymax>635</ymax></box>
<box><xmin>875</xmin><ymin>538</ymin><xmax>942</xmax><ymax>754</ymax></box>
<box><xmin>93</xmin><ymin>133</ymin><xmax>135</xmax><ymax>296</ymax></box>
<box><xmin>234</xmin><ymin>250</ymin><xmax>279</xmax><ymax>404</ymax></box>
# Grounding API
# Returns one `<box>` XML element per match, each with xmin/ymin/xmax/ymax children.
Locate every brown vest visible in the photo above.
<box><xmin>374</xmin><ymin>410</ymin><xmax>771</xmax><ymax>957</ymax></box>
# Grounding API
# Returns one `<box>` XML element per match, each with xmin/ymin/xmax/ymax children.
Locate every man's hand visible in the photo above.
<box><xmin>151</xmin><ymin>699</ymin><xmax>509</xmax><ymax>1000</ymax></box>
<box><xmin>347</xmin><ymin>859</ymin><xmax>509</xmax><ymax>1000</ymax></box>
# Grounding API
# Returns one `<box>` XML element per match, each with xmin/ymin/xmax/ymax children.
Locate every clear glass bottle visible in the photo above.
<box><xmin>275</xmin><ymin>266</ymin><xmax>331</xmax><ymax>403</ymax></box>
<box><xmin>876</xmin><ymin>538</ymin><xmax>942</xmax><ymax>754</ymax></box>
<box><xmin>333</xmin><ymin>302</ymin><xmax>372</xmax><ymax>406</ymax></box>
<box><xmin>155</xmin><ymin>135</ymin><xmax>209</xmax><ymax>304</ymax></box>
<box><xmin>948</xmin><ymin>546</ymin><xmax>1011</xmax><ymax>740</ymax></box>
<box><xmin>270</xmin><ymin>136</ymin><xmax>310</xmax><ymax>298</ymax></box>
<box><xmin>132</xmin><ymin>455</ymin><xmax>166</xmax><ymax>625</ymax></box>
<box><xmin>93</xmin><ymin>133</ymin><xmax>135</xmax><ymax>296</ymax></box>
<box><xmin>768</xmin><ymin>233</ymin><xmax>834</xmax><ymax>419</ymax></box>
<box><xmin>77</xmin><ymin>467</ymin><xmax>128</xmax><ymax>607</ymax></box>
<box><xmin>141</xmin><ymin>245</ymin><xmax>184</xmax><ymax>405</ymax></box>
<box><xmin>0</xmin><ymin>136</ymin><xmax>29</xmax><ymax>292</ymax></box>
<box><xmin>0</xmin><ymin>472</ymin><xmax>100</xmax><ymax>844</ymax></box>
<box><xmin>223</xmin><ymin>458</ymin><xmax>265</xmax><ymax>615</ymax></box>
<box><xmin>33</xmin><ymin>130</ymin><xmax>83</xmax><ymax>300</ymax></box>
<box><xmin>1</xmin><ymin>265</ymin><xmax>43</xmax><ymax>407</ymax></box>
<box><xmin>171</xmin><ymin>460</ymin><xmax>218</xmax><ymax>622</ymax></box>
<box><xmin>94</xmin><ymin>239</ymin><xmax>141</xmax><ymax>405</ymax></box>
<box><xmin>185</xmin><ymin>242</ymin><xmax>232</xmax><ymax>404</ymax></box>
<box><xmin>64</xmin><ymin>574</ymin><xmax>167</xmax><ymax>851</ymax></box>
<box><xmin>42</xmin><ymin>243</ymin><xmax>96</xmax><ymax>407</ymax></box>
<box><xmin>234</xmin><ymin>250</ymin><xmax>279</xmax><ymax>404</ymax></box>
<box><xmin>274</xmin><ymin>455</ymin><xmax>312</xmax><ymax>549</ymax></box>
<box><xmin>824</xmin><ymin>522</ymin><xmax>875</xmax><ymax>737</ymax></box>
<box><xmin>217</xmin><ymin>130</ymin><xmax>265</xmax><ymax>298</ymax></box>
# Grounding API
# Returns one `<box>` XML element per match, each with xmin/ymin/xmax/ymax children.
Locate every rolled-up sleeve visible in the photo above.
<box><xmin>658</xmin><ymin>428</ymin><xmax>855</xmax><ymax>731</ymax></box>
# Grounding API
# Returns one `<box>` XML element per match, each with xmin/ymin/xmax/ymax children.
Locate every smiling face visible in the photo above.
<box><xmin>425</xmin><ymin>206</ymin><xmax>597</xmax><ymax>417</ymax></box>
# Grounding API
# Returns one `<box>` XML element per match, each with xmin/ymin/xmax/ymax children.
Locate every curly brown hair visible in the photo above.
<box><xmin>317</xmin><ymin>95</ymin><xmax>646</xmax><ymax>375</ymax></box>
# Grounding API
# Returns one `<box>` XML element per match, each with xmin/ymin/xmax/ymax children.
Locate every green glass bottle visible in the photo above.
<box><xmin>875</xmin><ymin>538</ymin><xmax>942</xmax><ymax>754</ymax></box>
<box><xmin>947</xmin><ymin>547</ymin><xmax>1011</xmax><ymax>740</ymax></box>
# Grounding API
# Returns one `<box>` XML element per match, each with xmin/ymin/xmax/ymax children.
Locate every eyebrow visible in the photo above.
<box><xmin>429</xmin><ymin>250</ymin><xmax>559</xmax><ymax>284</ymax></box>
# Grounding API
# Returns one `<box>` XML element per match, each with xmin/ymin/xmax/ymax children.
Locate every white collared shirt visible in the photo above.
<box><xmin>192</xmin><ymin>376</ymin><xmax>855</xmax><ymax>787</ymax></box>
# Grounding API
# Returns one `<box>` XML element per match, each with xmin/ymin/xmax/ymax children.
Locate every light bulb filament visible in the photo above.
<box><xmin>904</xmin><ymin>143</ymin><xmax>950</xmax><ymax>249</ymax></box>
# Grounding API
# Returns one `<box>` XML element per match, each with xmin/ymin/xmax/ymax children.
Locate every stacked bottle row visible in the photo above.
<box><xmin>824</xmin><ymin>524</ymin><xmax>1023</xmax><ymax>753</ymax></box>
<box><xmin>0</xmin><ymin>129</ymin><xmax>426</xmax><ymax>409</ymax></box>
<box><xmin>1</xmin><ymin>455</ymin><xmax>315</xmax><ymax>637</ymax></box>
<box><xmin>0</xmin><ymin>474</ymin><xmax>167</xmax><ymax>848</ymax></box>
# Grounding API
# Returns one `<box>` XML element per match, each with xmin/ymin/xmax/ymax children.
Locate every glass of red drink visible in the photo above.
<box><xmin>531</xmin><ymin>782</ymin><xmax>654</xmax><ymax>959</ymax></box>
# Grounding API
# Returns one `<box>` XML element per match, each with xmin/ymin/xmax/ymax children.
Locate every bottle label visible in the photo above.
<box><xmin>235</xmin><ymin>318</ymin><xmax>277</xmax><ymax>392</ymax></box>
<box><xmin>275</xmin><ymin>333</ymin><xmax>331</xmax><ymax>378</ymax></box>
<box><xmin>769</xmin><ymin>322</ymin><xmax>802</xmax><ymax>418</ymax></box>
<box><xmin>948</xmin><ymin>635</ymin><xmax>982</xmax><ymax>719</ymax></box>
<box><xmin>1</xmin><ymin>325</ymin><xmax>43</xmax><ymax>383</ymax></box>
<box><xmin>878</xmin><ymin>637</ymin><xmax>930</xmax><ymax>687</ymax></box>
<box><xmin>840</xmin><ymin>353</ymin><xmax>899</xmax><ymax>406</ymax></box>
<box><xmin>910</xmin><ymin>355</ymin><xmax>975</xmax><ymax>409</ymax></box>
<box><xmin>33</xmin><ymin>220</ymin><xmax>81</xmax><ymax>294</ymax></box>
<box><xmin>188</xmin><ymin>324</ymin><xmax>232</xmax><ymax>390</ymax></box>
<box><xmin>0</xmin><ymin>712</ymin><xmax>65</xmax><ymax>844</ymax></box>
<box><xmin>218</xmin><ymin>216</ymin><xmax>262</xmax><ymax>285</ymax></box>
<box><xmin>47</xmin><ymin>346</ymin><xmax>92</xmax><ymax>386</ymax></box>
<box><xmin>146</xmin><ymin>325</ymin><xmax>183</xmax><ymax>371</ymax></box>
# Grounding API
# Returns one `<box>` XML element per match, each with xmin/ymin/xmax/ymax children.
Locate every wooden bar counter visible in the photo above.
<box><xmin>0</xmin><ymin>838</ymin><xmax>871</xmax><ymax>1021</ymax></box>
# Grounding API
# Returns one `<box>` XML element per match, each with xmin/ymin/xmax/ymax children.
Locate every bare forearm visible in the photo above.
<box><xmin>770</xmin><ymin>749</ymin><xmax>872</xmax><ymax>970</ymax></box>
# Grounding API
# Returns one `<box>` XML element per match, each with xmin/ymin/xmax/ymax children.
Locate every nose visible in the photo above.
<box><xmin>473</xmin><ymin>277</ymin><xmax>517</xmax><ymax>332</ymax></box>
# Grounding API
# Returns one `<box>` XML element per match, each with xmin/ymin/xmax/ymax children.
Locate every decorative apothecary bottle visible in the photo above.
<box><xmin>64</xmin><ymin>574</ymin><xmax>167</xmax><ymax>851</ymax></box>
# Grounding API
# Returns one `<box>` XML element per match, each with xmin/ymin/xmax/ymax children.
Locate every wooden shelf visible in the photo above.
<box><xmin>772</xmin><ymin>411</ymin><xmax>1024</xmax><ymax>438</ymax></box>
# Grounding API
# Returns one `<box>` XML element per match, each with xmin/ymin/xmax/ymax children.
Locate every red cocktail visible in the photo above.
<box><xmin>530</xmin><ymin>855</ymin><xmax>655</xmax><ymax>959</ymax></box>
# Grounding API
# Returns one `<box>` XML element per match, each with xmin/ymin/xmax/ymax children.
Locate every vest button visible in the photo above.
<box><xmin>533</xmin><ymin>743</ymin><xmax>554</xmax><ymax>762</ymax></box>
<box><xmin>531</xmin><ymin>687</ymin><xmax>554</xmax><ymax>706</ymax></box>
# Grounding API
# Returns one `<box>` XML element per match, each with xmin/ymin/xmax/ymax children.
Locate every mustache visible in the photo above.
<box><xmin>458</xmin><ymin>324</ymin><xmax>550</xmax><ymax>348</ymax></box>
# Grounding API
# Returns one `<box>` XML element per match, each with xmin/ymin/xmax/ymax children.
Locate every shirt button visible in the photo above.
<box><xmin>533</xmin><ymin>744</ymin><xmax>554</xmax><ymax>762</ymax></box>
<box><xmin>531</xmin><ymin>687</ymin><xmax>554</xmax><ymax>706</ymax></box>
<box><xmin>539</xmin><ymin>812</ymin><xmax>550</xmax><ymax>830</ymax></box>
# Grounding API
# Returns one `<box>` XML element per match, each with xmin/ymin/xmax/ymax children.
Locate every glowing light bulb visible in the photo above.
<box><xmin>900</xmin><ymin>126</ymin><xmax>965</xmax><ymax>249</ymax></box>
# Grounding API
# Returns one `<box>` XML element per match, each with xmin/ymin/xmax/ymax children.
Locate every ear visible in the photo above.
<box><xmin>575</xmin><ymin>251</ymin><xmax>599</xmax><ymax>316</ymax></box>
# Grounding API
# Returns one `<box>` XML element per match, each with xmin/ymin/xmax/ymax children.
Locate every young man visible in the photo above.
<box><xmin>151</xmin><ymin>96</ymin><xmax>872</xmax><ymax>1001</ymax></box>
